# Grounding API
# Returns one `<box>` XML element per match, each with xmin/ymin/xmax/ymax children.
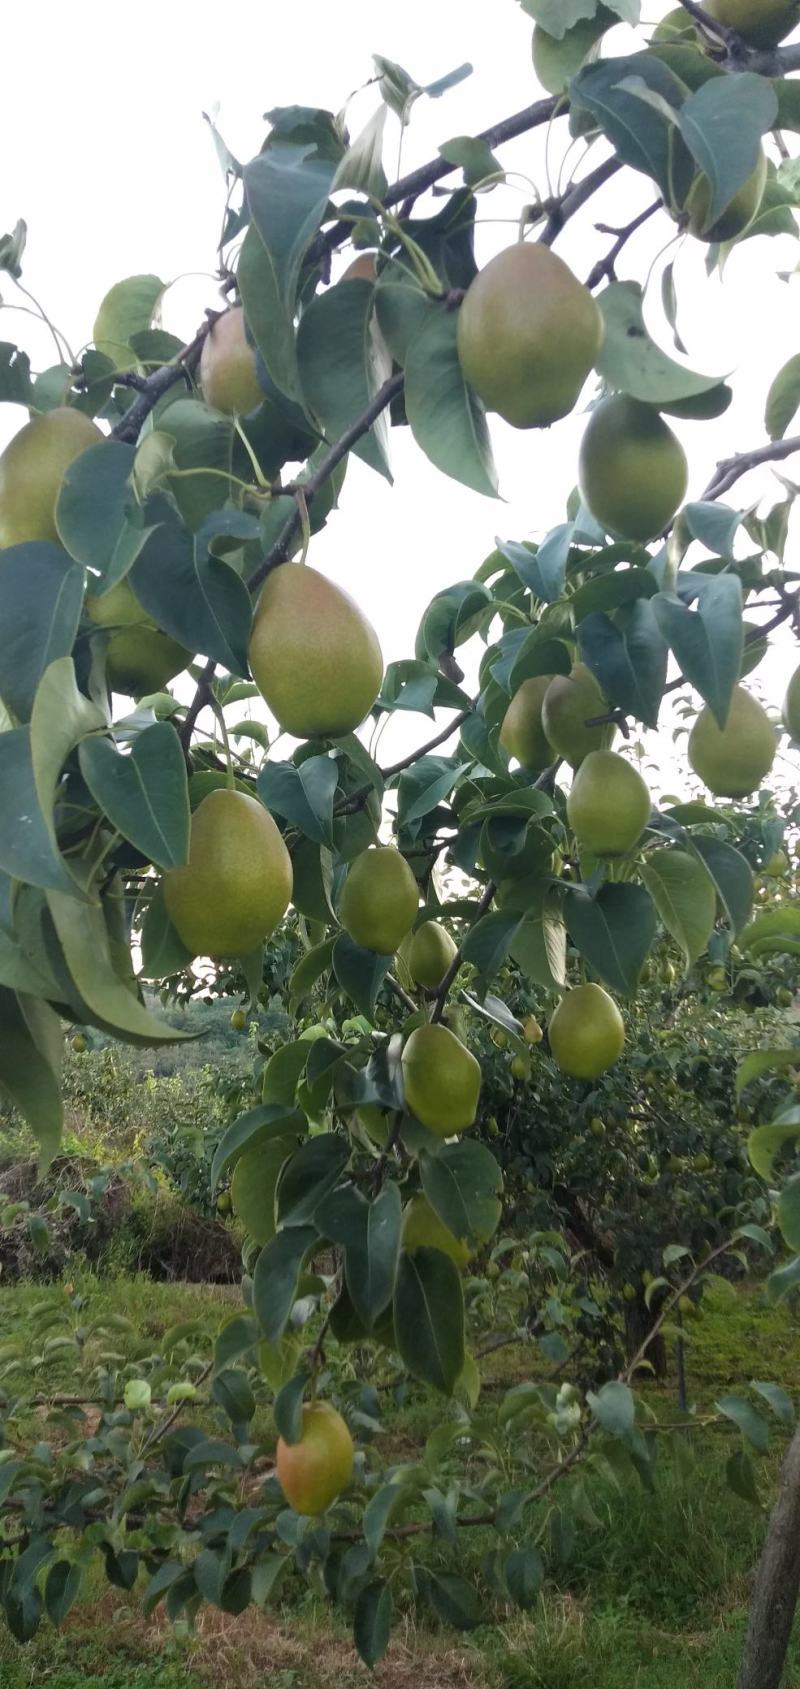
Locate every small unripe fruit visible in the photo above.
<box><xmin>230</xmin><ymin>1008</ymin><xmax>248</xmax><ymax>1032</ymax></box>
<box><xmin>693</xmin><ymin>1153</ymin><xmax>712</xmax><ymax>1172</ymax></box>
<box><xmin>0</xmin><ymin>407</ymin><xmax>103</xmax><ymax>548</ymax></box>
<box><xmin>686</xmin><ymin>150</ymin><xmax>766</xmax><ymax>244</ymax></box>
<box><xmin>548</xmin><ymin>983</ymin><xmax>625</xmax><ymax>1080</ymax></box>
<box><xmin>401</xmin><ymin>1023</ymin><xmax>481</xmax><ymax>1135</ymax></box>
<box><xmin>705</xmin><ymin>0</ymin><xmax>800</xmax><ymax>47</ymax></box>
<box><xmin>511</xmin><ymin>1054</ymin><xmax>529</xmax><ymax>1081</ymax></box>
<box><xmin>500</xmin><ymin>676</ymin><xmax>554</xmax><ymax>771</ymax></box>
<box><xmin>567</xmin><ymin>750</ymin><xmax>651</xmax><ymax>858</ymax></box>
<box><xmin>622</xmin><ymin>1282</ymin><xmax>637</xmax><ymax>1302</ymax></box>
<box><xmin>249</xmin><ymin>563</ymin><xmax>383</xmax><ymax>739</ymax></box>
<box><xmin>71</xmin><ymin>1033</ymin><xmax>88</xmax><ymax>1054</ymax></box>
<box><xmin>405</xmin><ymin>921</ymin><xmax>458</xmax><ymax>989</ymax></box>
<box><xmin>339</xmin><ymin>848</ymin><xmax>419</xmax><ymax>955</ymax></box>
<box><xmin>199</xmin><ymin>307</ymin><xmax>264</xmax><ymax>415</ymax></box>
<box><xmin>523</xmin><ymin>1015</ymin><xmax>543</xmax><ymax>1045</ymax></box>
<box><xmin>783</xmin><ymin>665</ymin><xmax>800</xmax><ymax>741</ymax></box>
<box><xmin>163</xmin><ymin>789</ymin><xmax>292</xmax><ymax>959</ymax></box>
<box><xmin>589</xmin><ymin>1117</ymin><xmax>605</xmax><ymax>1139</ymax></box>
<box><xmin>542</xmin><ymin>664</ymin><xmax>615</xmax><ymax>770</ymax></box>
<box><xmin>764</xmin><ymin>850</ymin><xmax>789</xmax><ymax>878</ymax></box>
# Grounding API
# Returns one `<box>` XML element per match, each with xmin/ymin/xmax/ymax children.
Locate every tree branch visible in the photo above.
<box><xmin>701</xmin><ymin>434</ymin><xmax>800</xmax><ymax>501</ymax></box>
<box><xmin>540</xmin><ymin>157</ymin><xmax>623</xmax><ymax>247</ymax></box>
<box><xmin>430</xmin><ymin>877</ymin><xmax>497</xmax><ymax>1023</ymax></box>
<box><xmin>585</xmin><ymin>199</ymin><xmax>663</xmax><ymax>290</ymax></box>
<box><xmin>110</xmin><ymin>313</ymin><xmax>220</xmax><ymax>444</ymax></box>
<box><xmin>675</xmin><ymin>0</ymin><xmax>737</xmax><ymax>46</ymax></box>
<box><xmin>178</xmin><ymin>657</ymin><xmax>218</xmax><ymax>759</ymax></box>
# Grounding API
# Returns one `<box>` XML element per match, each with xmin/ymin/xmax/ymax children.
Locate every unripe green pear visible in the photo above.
<box><xmin>276</xmin><ymin>1401</ymin><xmax>354</xmax><ymax>1516</ymax></box>
<box><xmin>456</xmin><ymin>243</ymin><xmax>603</xmax><ymax>429</ymax></box>
<box><xmin>199</xmin><ymin>306</ymin><xmax>264</xmax><ymax>415</ymax></box>
<box><xmin>401</xmin><ymin>1022</ymin><xmax>481</xmax><ymax>1135</ymax></box>
<box><xmin>249</xmin><ymin>563</ymin><xmax>383</xmax><ymax>738</ymax></box>
<box><xmin>783</xmin><ymin>664</ymin><xmax>800</xmax><ymax>741</ymax></box>
<box><xmin>163</xmin><ymin>788</ymin><xmax>292</xmax><ymax>957</ymax></box>
<box><xmin>579</xmin><ymin>396</ymin><xmax>688</xmax><ymax>542</ymax></box>
<box><xmin>688</xmin><ymin>686</ymin><xmax>776</xmax><ymax>798</ymax></box>
<box><xmin>402</xmin><ymin>1193</ymin><xmax>472</xmax><ymax>1268</ymax></box>
<box><xmin>542</xmin><ymin>663</ymin><xmax>615</xmax><ymax>769</ymax></box>
<box><xmin>405</xmin><ymin>921</ymin><xmax>458</xmax><ymax>989</ymax></box>
<box><xmin>567</xmin><ymin>750</ymin><xmax>651</xmax><ymax>857</ymax></box>
<box><xmin>548</xmin><ymin>983</ymin><xmax>625</xmax><ymax>1079</ymax></box>
<box><xmin>0</xmin><ymin>407</ymin><xmax>102</xmax><ymax>548</ymax></box>
<box><xmin>500</xmin><ymin>676</ymin><xmax>555</xmax><ymax>770</ymax></box>
<box><xmin>338</xmin><ymin>847</ymin><xmax>419</xmax><ymax>955</ymax></box>
<box><xmin>687</xmin><ymin>149</ymin><xmax>766</xmax><ymax>243</ymax></box>
<box><xmin>85</xmin><ymin>578</ymin><xmax>190</xmax><ymax>695</ymax></box>
<box><xmin>230</xmin><ymin>1008</ymin><xmax>248</xmax><ymax>1032</ymax></box>
<box><xmin>706</xmin><ymin>0</ymin><xmax>800</xmax><ymax>46</ymax></box>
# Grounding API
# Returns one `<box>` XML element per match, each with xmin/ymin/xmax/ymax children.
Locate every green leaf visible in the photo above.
<box><xmin>210</xmin><ymin>1104</ymin><xmax>307</xmax><ymax>1190</ymax></box>
<box><xmin>212</xmin><ymin>1368</ymin><xmax>256</xmax><ymax>1426</ymax></box>
<box><xmin>341</xmin><ymin>1183</ymin><xmax>402</xmax><ymax>1328</ymax></box>
<box><xmin>439</xmin><ymin>135</ymin><xmax>502</xmax><ymax>187</ymax></box>
<box><xmin>56</xmin><ymin>441</ymin><xmax>152</xmax><ymax>589</ymax></box>
<box><xmin>289</xmin><ymin>938</ymin><xmax>335</xmax><ymax>1001</ymax></box>
<box><xmin>778</xmin><ymin>1174</ymin><xmax>800</xmax><ymax>1252</ymax></box>
<box><xmin>0</xmin><ymin>340</ymin><xmax>33</xmax><ymax>405</ymax></box>
<box><xmin>416</xmin><ymin>1566</ymin><xmax>480</xmax><ymax>1629</ymax></box>
<box><xmin>504</xmin><ymin>1547</ymin><xmax>544</xmax><ymax>1609</ymax></box>
<box><xmin>93</xmin><ymin>274</ymin><xmax>164</xmax><ymax>369</ymax></box>
<box><xmin>716</xmin><ymin>1394</ymin><xmax>769</xmax><ymax>1453</ymax></box>
<box><xmin>564</xmin><ymin>883</ymin><xmax>657</xmax><ymax>996</ymax></box>
<box><xmin>420</xmin><ymin>1141</ymin><xmax>503</xmax><ymax>1247</ymax></box>
<box><xmin>253</xmin><ymin>1224</ymin><xmax>317</xmax><ymax>1343</ymax></box>
<box><xmin>587</xmin><ymin>1379</ymin><xmax>635</xmax><ymax>1436</ymax></box>
<box><xmin>509</xmin><ymin>891</ymin><xmax>567</xmax><ymax>992</ymax></box>
<box><xmin>397</xmin><ymin>755</ymin><xmax>466</xmax><ymax>826</ymax></box>
<box><xmin>273</xmin><ymin>1370</ymin><xmax>308</xmax><ymax>1444</ymax></box>
<box><xmin>766</xmin><ymin>352</ymin><xmax>800</xmax><ymax>441</ymax></box>
<box><xmin>44</xmin><ymin>1561</ymin><xmax>81</xmax><ymax>1626</ymax></box>
<box><xmin>726</xmin><ymin>1449</ymin><xmax>760</xmax><ymax>1505</ymax></box>
<box><xmin>258</xmin><ymin>757</ymin><xmax>337</xmax><ymax>849</ymax></box>
<box><xmin>462</xmin><ymin>910</ymin><xmax>523</xmax><ymax>982</ymax></box>
<box><xmin>138</xmin><ymin>880</ymin><xmax>194</xmax><ymax>980</ymax></box>
<box><xmin>738</xmin><ymin>906</ymin><xmax>800</xmax><ymax>959</ymax></box>
<box><xmin>682</xmin><ymin>502</ymin><xmax>741</xmax><ymax>561</ymax></box>
<box><xmin>640</xmin><ymin>848</ymin><xmax>716</xmax><ymax>970</ymax></box>
<box><xmin>0</xmin><ymin>543</ymin><xmax>85</xmax><ymax>722</ymax></box>
<box><xmin>375</xmin><ymin>275</ymin><xmax>435</xmax><ymax>364</ymax></box>
<box><xmin>497</xmin><ymin>530</ymin><xmax>571</xmax><ymax>603</ymax></box>
<box><xmin>333</xmin><ymin>105</ymin><xmax>388</xmax><ymax>197</ymax></box>
<box><xmin>131</xmin><ymin>497</ymin><xmax>250</xmax><ymax>675</ymax></box>
<box><xmin>578</xmin><ymin>602</ymin><xmax>667</xmax><ymax>730</ymax></box>
<box><xmin>519</xmin><ymin>0</ymin><xmax>596</xmax><ymax>35</ymax></box>
<box><xmin>751</xmin><ymin>1381</ymin><xmax>794</xmax><ymax>1426</ymax></box>
<box><xmin>46</xmin><ymin>885</ymin><xmax>189</xmax><ymax>1045</ymax></box>
<box><xmin>738</xmin><ymin>1049</ymin><xmax>800</xmax><ymax>1098</ymax></box>
<box><xmin>595</xmin><ymin>282</ymin><xmax>723</xmax><ymax>403</ymax></box>
<box><xmin>333</xmin><ymin>935</ymin><xmax>392</xmax><ymax>1019</ymax></box>
<box><xmin>393</xmin><ymin>1246</ymin><xmax>465</xmax><ymax>1394</ymax></box>
<box><xmin>78</xmin><ymin>723</ymin><xmax>190</xmax><ymax>871</ymax></box>
<box><xmin>404</xmin><ymin>306</ymin><xmax>498</xmax><ymax>498</ymax></box>
<box><xmin>262</xmin><ymin>1041</ymin><xmax>313</xmax><ymax>1105</ymax></box>
<box><xmin>653</xmin><ymin>574</ymin><xmax>743</xmax><ymax>728</ymax></box>
<box><xmin>691</xmin><ymin>837</ymin><xmax>752</xmax><ymax>934</ymax></box>
<box><xmin>354</xmin><ymin>1580</ymin><xmax>393</xmax><ymax>1668</ymax></box>
<box><xmin>297</xmin><ymin>279</ymin><xmax>391</xmax><ymax>480</ymax></box>
<box><xmin>154</xmin><ymin>398</ymin><xmax>236</xmax><ymax>532</ymax></box>
<box><xmin>571</xmin><ymin>55</ymin><xmax>691</xmax><ymax>202</ymax></box>
<box><xmin>0</xmin><ymin>990</ymin><xmax>63</xmax><ymax>1171</ymax></box>
<box><xmin>242</xmin><ymin>144</ymin><xmax>338</xmax><ymax>401</ymax></box>
<box><xmin>276</xmin><ymin>1134</ymin><xmax>350</xmax><ymax>1227</ymax></box>
<box><xmin>0</xmin><ymin>659</ymin><xmax>105</xmax><ymax>896</ymax></box>
<box><xmin>677</xmin><ymin>75</ymin><xmax>777</xmax><ymax>231</ymax></box>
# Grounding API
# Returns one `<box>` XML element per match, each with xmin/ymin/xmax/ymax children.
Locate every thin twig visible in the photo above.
<box><xmin>540</xmin><ymin>157</ymin><xmax>622</xmax><ymax>247</ymax></box>
<box><xmin>111</xmin><ymin>313</ymin><xmax>220</xmax><ymax>444</ymax></box>
<box><xmin>179</xmin><ymin>657</ymin><xmax>218</xmax><ymax>760</ymax></box>
<box><xmin>430</xmin><ymin>879</ymin><xmax>497</xmax><ymax>1024</ymax></box>
<box><xmin>675</xmin><ymin>0</ymin><xmax>737</xmax><ymax>45</ymax></box>
<box><xmin>585</xmin><ymin>199</ymin><xmax>663</xmax><ymax>290</ymax></box>
<box><xmin>701</xmin><ymin>435</ymin><xmax>800</xmax><ymax>502</ymax></box>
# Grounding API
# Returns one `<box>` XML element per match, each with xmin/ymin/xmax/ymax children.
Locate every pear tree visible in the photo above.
<box><xmin>2</xmin><ymin>4</ymin><xmax>800</xmax><ymax>1682</ymax></box>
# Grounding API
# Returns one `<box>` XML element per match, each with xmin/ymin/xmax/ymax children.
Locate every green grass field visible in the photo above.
<box><xmin>1</xmin><ymin>1271</ymin><xmax>798</xmax><ymax>1688</ymax></box>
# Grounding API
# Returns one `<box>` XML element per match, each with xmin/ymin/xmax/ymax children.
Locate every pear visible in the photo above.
<box><xmin>276</xmin><ymin>1401</ymin><xmax>353</xmax><ymax>1516</ymax></box>
<box><xmin>542</xmin><ymin>664</ymin><xmax>615</xmax><ymax>769</ymax></box>
<box><xmin>500</xmin><ymin>676</ymin><xmax>555</xmax><ymax>771</ymax></box>
<box><xmin>456</xmin><ymin>243</ymin><xmax>603</xmax><ymax>429</ymax></box>
<box><xmin>567</xmin><ymin>750</ymin><xmax>651</xmax><ymax>857</ymax></box>
<box><xmin>548</xmin><ymin>983</ymin><xmax>625</xmax><ymax>1079</ymax></box>
<box><xmin>338</xmin><ymin>847</ymin><xmax>418</xmax><ymax>955</ymax></box>
<box><xmin>401</xmin><ymin>1193</ymin><xmax>472</xmax><ymax>1268</ymax></box>
<box><xmin>782</xmin><ymin>664</ymin><xmax>800</xmax><ymax>741</ymax></box>
<box><xmin>706</xmin><ymin>0</ymin><xmax>800</xmax><ymax>46</ymax></box>
<box><xmin>687</xmin><ymin>149</ymin><xmax>766</xmax><ymax>243</ymax></box>
<box><xmin>85</xmin><ymin>578</ymin><xmax>190</xmax><ymax>695</ymax></box>
<box><xmin>401</xmin><ymin>1022</ymin><xmax>481</xmax><ymax>1135</ymax></box>
<box><xmin>579</xmin><ymin>396</ymin><xmax>687</xmax><ymax>542</ymax></box>
<box><xmin>0</xmin><ymin>407</ymin><xmax>103</xmax><ymax>548</ymax></box>
<box><xmin>199</xmin><ymin>307</ymin><xmax>264</xmax><ymax>415</ymax></box>
<box><xmin>405</xmin><ymin>921</ymin><xmax>458</xmax><ymax>989</ymax></box>
<box><xmin>688</xmin><ymin>686</ymin><xmax>776</xmax><ymax>798</ymax></box>
<box><xmin>163</xmin><ymin>788</ymin><xmax>292</xmax><ymax>957</ymax></box>
<box><xmin>249</xmin><ymin>563</ymin><xmax>383</xmax><ymax>738</ymax></box>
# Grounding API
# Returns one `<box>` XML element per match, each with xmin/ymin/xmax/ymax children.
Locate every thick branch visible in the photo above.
<box><xmin>737</xmin><ymin>1423</ymin><xmax>800</xmax><ymax>1689</ymax></box>
<box><xmin>178</xmin><ymin>657</ymin><xmax>218</xmax><ymax>758</ymax></box>
<box><xmin>247</xmin><ymin>371</ymin><xmax>404</xmax><ymax>593</ymax></box>
<box><xmin>701</xmin><ymin>434</ymin><xmax>800</xmax><ymax>501</ymax></box>
<box><xmin>111</xmin><ymin>314</ymin><xmax>219</xmax><ymax>444</ymax></box>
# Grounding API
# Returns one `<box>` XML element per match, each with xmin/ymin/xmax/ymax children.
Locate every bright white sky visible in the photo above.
<box><xmin>1</xmin><ymin>0</ymin><xmax>799</xmax><ymax>790</ymax></box>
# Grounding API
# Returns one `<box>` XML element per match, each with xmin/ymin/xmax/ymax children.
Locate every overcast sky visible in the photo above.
<box><xmin>1</xmin><ymin>0</ymin><xmax>799</xmax><ymax>791</ymax></box>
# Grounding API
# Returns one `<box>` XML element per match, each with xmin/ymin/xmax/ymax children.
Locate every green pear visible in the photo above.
<box><xmin>249</xmin><ymin>563</ymin><xmax>383</xmax><ymax>738</ymax></box>
<box><xmin>163</xmin><ymin>788</ymin><xmax>292</xmax><ymax>957</ymax></box>
<box><xmin>782</xmin><ymin>664</ymin><xmax>800</xmax><ymax>741</ymax></box>
<box><xmin>567</xmin><ymin>750</ymin><xmax>651</xmax><ymax>857</ymax></box>
<box><xmin>688</xmin><ymin>686</ymin><xmax>776</xmax><ymax>798</ymax></box>
<box><xmin>706</xmin><ymin>0</ymin><xmax>800</xmax><ymax>46</ymax></box>
<box><xmin>85</xmin><ymin>578</ymin><xmax>190</xmax><ymax>695</ymax></box>
<box><xmin>405</xmin><ymin>921</ymin><xmax>458</xmax><ymax>989</ymax></box>
<box><xmin>401</xmin><ymin>1022</ymin><xmax>481</xmax><ymax>1135</ymax></box>
<box><xmin>542</xmin><ymin>664</ymin><xmax>615</xmax><ymax>769</ymax></box>
<box><xmin>276</xmin><ymin>1401</ymin><xmax>353</xmax><ymax>1516</ymax></box>
<box><xmin>500</xmin><ymin>676</ymin><xmax>555</xmax><ymax>770</ymax></box>
<box><xmin>687</xmin><ymin>149</ymin><xmax>766</xmax><ymax>243</ymax></box>
<box><xmin>199</xmin><ymin>307</ymin><xmax>264</xmax><ymax>415</ymax></box>
<box><xmin>456</xmin><ymin>243</ymin><xmax>603</xmax><ymax>429</ymax></box>
<box><xmin>338</xmin><ymin>847</ymin><xmax>418</xmax><ymax>955</ymax></box>
<box><xmin>0</xmin><ymin>407</ymin><xmax>102</xmax><ymax>547</ymax></box>
<box><xmin>549</xmin><ymin>983</ymin><xmax>625</xmax><ymax>1079</ymax></box>
<box><xmin>579</xmin><ymin>396</ymin><xmax>687</xmax><ymax>542</ymax></box>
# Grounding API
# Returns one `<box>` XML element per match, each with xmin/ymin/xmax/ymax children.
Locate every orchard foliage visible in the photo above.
<box><xmin>2</xmin><ymin>0</ymin><xmax>800</xmax><ymax>1668</ymax></box>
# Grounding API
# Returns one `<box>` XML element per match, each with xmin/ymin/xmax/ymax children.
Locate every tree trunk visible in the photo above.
<box><xmin>737</xmin><ymin>1423</ymin><xmax>800</xmax><ymax>1689</ymax></box>
<box><xmin>624</xmin><ymin>1292</ymin><xmax>667</xmax><ymax>1381</ymax></box>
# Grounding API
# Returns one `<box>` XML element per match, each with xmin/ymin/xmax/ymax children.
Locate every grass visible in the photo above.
<box><xmin>1</xmin><ymin>1270</ymin><xmax>799</xmax><ymax>1687</ymax></box>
